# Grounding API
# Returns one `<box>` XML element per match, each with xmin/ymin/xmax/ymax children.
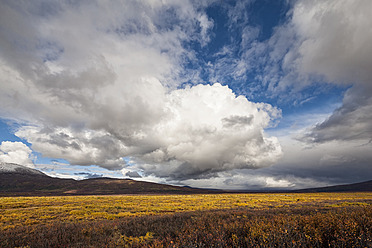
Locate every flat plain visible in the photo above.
<box><xmin>1</xmin><ymin>192</ymin><xmax>371</xmax><ymax>247</ymax></box>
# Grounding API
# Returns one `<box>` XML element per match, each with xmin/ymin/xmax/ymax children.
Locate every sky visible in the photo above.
<box><xmin>0</xmin><ymin>0</ymin><xmax>371</xmax><ymax>190</ymax></box>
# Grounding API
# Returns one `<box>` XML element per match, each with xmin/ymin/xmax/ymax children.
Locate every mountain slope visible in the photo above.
<box><xmin>0</xmin><ymin>163</ymin><xmax>214</xmax><ymax>196</ymax></box>
<box><xmin>293</xmin><ymin>180</ymin><xmax>372</xmax><ymax>193</ymax></box>
<box><xmin>1</xmin><ymin>163</ymin><xmax>371</xmax><ymax>196</ymax></box>
<box><xmin>0</xmin><ymin>162</ymin><xmax>47</xmax><ymax>176</ymax></box>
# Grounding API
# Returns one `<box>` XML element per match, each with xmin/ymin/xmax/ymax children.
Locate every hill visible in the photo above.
<box><xmin>0</xmin><ymin>163</ymin><xmax>214</xmax><ymax>196</ymax></box>
<box><xmin>1</xmin><ymin>163</ymin><xmax>371</xmax><ymax>196</ymax></box>
<box><xmin>0</xmin><ymin>162</ymin><xmax>46</xmax><ymax>176</ymax></box>
<box><xmin>293</xmin><ymin>180</ymin><xmax>372</xmax><ymax>193</ymax></box>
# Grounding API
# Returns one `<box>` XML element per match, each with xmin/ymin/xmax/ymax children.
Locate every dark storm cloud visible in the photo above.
<box><xmin>302</xmin><ymin>87</ymin><xmax>372</xmax><ymax>143</ymax></box>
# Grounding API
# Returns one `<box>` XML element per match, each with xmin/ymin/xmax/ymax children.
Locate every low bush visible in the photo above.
<box><xmin>1</xmin><ymin>205</ymin><xmax>371</xmax><ymax>247</ymax></box>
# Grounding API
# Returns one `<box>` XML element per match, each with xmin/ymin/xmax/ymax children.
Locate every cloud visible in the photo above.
<box><xmin>273</xmin><ymin>135</ymin><xmax>372</xmax><ymax>187</ymax></box>
<box><xmin>134</xmin><ymin>83</ymin><xmax>282</xmax><ymax>179</ymax></box>
<box><xmin>125</xmin><ymin>171</ymin><xmax>142</xmax><ymax>178</ymax></box>
<box><xmin>183</xmin><ymin>132</ymin><xmax>371</xmax><ymax>190</ymax></box>
<box><xmin>213</xmin><ymin>0</ymin><xmax>372</xmax><ymax>109</ymax></box>
<box><xmin>15</xmin><ymin>84</ymin><xmax>282</xmax><ymax>179</ymax></box>
<box><xmin>74</xmin><ymin>172</ymin><xmax>103</xmax><ymax>179</ymax></box>
<box><xmin>16</xmin><ymin>127</ymin><xmax>128</xmax><ymax>169</ymax></box>
<box><xmin>293</xmin><ymin>0</ymin><xmax>372</xmax><ymax>86</ymax></box>
<box><xmin>289</xmin><ymin>0</ymin><xmax>372</xmax><ymax>143</ymax></box>
<box><xmin>204</xmin><ymin>1</ymin><xmax>312</xmax><ymax>101</ymax></box>
<box><xmin>0</xmin><ymin>1</ymin><xmax>282</xmax><ymax>180</ymax></box>
<box><xmin>301</xmin><ymin>87</ymin><xmax>372</xmax><ymax>143</ymax></box>
<box><xmin>0</xmin><ymin>141</ymin><xmax>34</xmax><ymax>166</ymax></box>
<box><xmin>197</xmin><ymin>13</ymin><xmax>214</xmax><ymax>46</ymax></box>
<box><xmin>177</xmin><ymin>168</ymin><xmax>329</xmax><ymax>190</ymax></box>
<box><xmin>225</xmin><ymin>0</ymin><xmax>372</xmax><ymax>143</ymax></box>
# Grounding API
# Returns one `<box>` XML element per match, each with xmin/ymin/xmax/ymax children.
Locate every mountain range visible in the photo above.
<box><xmin>0</xmin><ymin>163</ymin><xmax>213</xmax><ymax>196</ymax></box>
<box><xmin>0</xmin><ymin>163</ymin><xmax>371</xmax><ymax>196</ymax></box>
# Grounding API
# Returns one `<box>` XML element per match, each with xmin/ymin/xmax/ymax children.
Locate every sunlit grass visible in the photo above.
<box><xmin>1</xmin><ymin>192</ymin><xmax>371</xmax><ymax>247</ymax></box>
<box><xmin>1</xmin><ymin>192</ymin><xmax>371</xmax><ymax>231</ymax></box>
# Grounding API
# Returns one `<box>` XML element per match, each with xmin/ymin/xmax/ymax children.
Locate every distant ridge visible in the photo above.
<box><xmin>293</xmin><ymin>180</ymin><xmax>372</xmax><ymax>193</ymax></box>
<box><xmin>0</xmin><ymin>163</ymin><xmax>216</xmax><ymax>196</ymax></box>
<box><xmin>1</xmin><ymin>163</ymin><xmax>371</xmax><ymax>196</ymax></box>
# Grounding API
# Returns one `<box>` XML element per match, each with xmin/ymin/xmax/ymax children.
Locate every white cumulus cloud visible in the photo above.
<box><xmin>135</xmin><ymin>83</ymin><xmax>282</xmax><ymax>179</ymax></box>
<box><xmin>0</xmin><ymin>141</ymin><xmax>34</xmax><ymax>166</ymax></box>
<box><xmin>15</xmin><ymin>83</ymin><xmax>282</xmax><ymax>179</ymax></box>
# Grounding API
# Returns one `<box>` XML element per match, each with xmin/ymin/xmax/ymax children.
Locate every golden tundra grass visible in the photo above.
<box><xmin>1</xmin><ymin>192</ymin><xmax>371</xmax><ymax>231</ymax></box>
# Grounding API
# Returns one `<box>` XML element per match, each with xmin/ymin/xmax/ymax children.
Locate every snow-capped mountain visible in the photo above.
<box><xmin>0</xmin><ymin>162</ymin><xmax>46</xmax><ymax>176</ymax></box>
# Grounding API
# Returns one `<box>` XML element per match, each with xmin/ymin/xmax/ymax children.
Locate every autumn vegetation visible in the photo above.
<box><xmin>1</xmin><ymin>193</ymin><xmax>371</xmax><ymax>247</ymax></box>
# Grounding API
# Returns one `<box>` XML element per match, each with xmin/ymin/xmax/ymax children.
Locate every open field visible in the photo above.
<box><xmin>1</xmin><ymin>193</ymin><xmax>372</xmax><ymax>247</ymax></box>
